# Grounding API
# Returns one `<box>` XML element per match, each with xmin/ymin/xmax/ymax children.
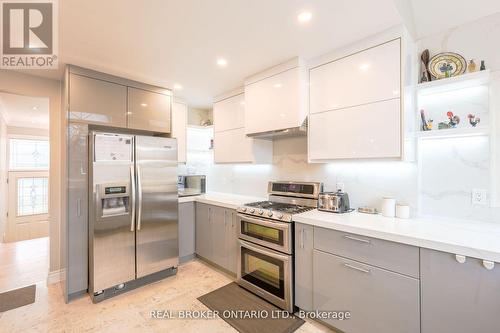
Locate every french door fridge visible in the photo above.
<box><xmin>89</xmin><ymin>132</ymin><xmax>178</xmax><ymax>300</ymax></box>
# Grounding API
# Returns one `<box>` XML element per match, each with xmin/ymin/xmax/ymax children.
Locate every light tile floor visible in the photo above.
<box><xmin>0</xmin><ymin>237</ymin><xmax>49</xmax><ymax>292</ymax></box>
<box><xmin>0</xmin><ymin>259</ymin><xmax>335</xmax><ymax>333</ymax></box>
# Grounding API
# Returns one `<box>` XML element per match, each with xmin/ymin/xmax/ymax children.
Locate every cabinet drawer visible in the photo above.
<box><xmin>314</xmin><ymin>227</ymin><xmax>419</xmax><ymax>278</ymax></box>
<box><xmin>313</xmin><ymin>250</ymin><xmax>420</xmax><ymax>333</ymax></box>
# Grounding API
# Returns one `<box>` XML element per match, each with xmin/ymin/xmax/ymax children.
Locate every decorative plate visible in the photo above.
<box><xmin>428</xmin><ymin>52</ymin><xmax>467</xmax><ymax>79</ymax></box>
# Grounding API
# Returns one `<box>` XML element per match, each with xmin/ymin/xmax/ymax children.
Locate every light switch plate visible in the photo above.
<box><xmin>471</xmin><ymin>189</ymin><xmax>488</xmax><ymax>206</ymax></box>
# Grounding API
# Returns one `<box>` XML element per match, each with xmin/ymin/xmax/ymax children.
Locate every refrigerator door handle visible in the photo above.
<box><xmin>130</xmin><ymin>165</ymin><xmax>136</xmax><ymax>232</ymax></box>
<box><xmin>137</xmin><ymin>165</ymin><xmax>143</xmax><ymax>231</ymax></box>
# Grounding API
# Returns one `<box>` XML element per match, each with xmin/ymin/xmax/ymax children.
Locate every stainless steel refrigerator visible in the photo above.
<box><xmin>88</xmin><ymin>132</ymin><xmax>178</xmax><ymax>302</ymax></box>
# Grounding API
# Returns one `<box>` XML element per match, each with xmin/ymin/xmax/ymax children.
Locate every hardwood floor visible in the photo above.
<box><xmin>0</xmin><ymin>237</ymin><xmax>49</xmax><ymax>293</ymax></box>
<box><xmin>0</xmin><ymin>260</ymin><xmax>334</xmax><ymax>333</ymax></box>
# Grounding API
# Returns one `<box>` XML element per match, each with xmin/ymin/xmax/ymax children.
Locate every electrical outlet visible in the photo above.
<box><xmin>471</xmin><ymin>189</ymin><xmax>488</xmax><ymax>206</ymax></box>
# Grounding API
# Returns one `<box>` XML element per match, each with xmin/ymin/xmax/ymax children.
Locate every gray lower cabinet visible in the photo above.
<box><xmin>294</xmin><ymin>223</ymin><xmax>313</xmax><ymax>311</ymax></box>
<box><xmin>421</xmin><ymin>248</ymin><xmax>500</xmax><ymax>333</ymax></box>
<box><xmin>313</xmin><ymin>250</ymin><xmax>420</xmax><ymax>333</ymax></box>
<box><xmin>195</xmin><ymin>203</ymin><xmax>212</xmax><ymax>260</ymax></box>
<box><xmin>224</xmin><ymin>210</ymin><xmax>238</xmax><ymax>273</ymax></box>
<box><xmin>195</xmin><ymin>203</ymin><xmax>238</xmax><ymax>274</ymax></box>
<box><xmin>179</xmin><ymin>202</ymin><xmax>195</xmax><ymax>262</ymax></box>
<box><xmin>211</xmin><ymin>206</ymin><xmax>227</xmax><ymax>267</ymax></box>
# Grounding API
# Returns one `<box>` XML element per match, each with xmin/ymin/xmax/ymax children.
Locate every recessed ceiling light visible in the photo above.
<box><xmin>359</xmin><ymin>63</ymin><xmax>370</xmax><ymax>71</ymax></box>
<box><xmin>216</xmin><ymin>58</ymin><xmax>228</xmax><ymax>67</ymax></box>
<box><xmin>32</xmin><ymin>106</ymin><xmax>38</xmax><ymax>111</ymax></box>
<box><xmin>273</xmin><ymin>83</ymin><xmax>283</xmax><ymax>88</ymax></box>
<box><xmin>140</xmin><ymin>103</ymin><xmax>148</xmax><ymax>107</ymax></box>
<box><xmin>297</xmin><ymin>11</ymin><xmax>312</xmax><ymax>23</ymax></box>
<box><xmin>173</xmin><ymin>84</ymin><xmax>183</xmax><ymax>91</ymax></box>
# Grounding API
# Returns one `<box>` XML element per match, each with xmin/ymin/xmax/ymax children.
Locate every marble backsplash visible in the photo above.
<box><xmin>179</xmin><ymin>133</ymin><xmax>500</xmax><ymax>223</ymax></box>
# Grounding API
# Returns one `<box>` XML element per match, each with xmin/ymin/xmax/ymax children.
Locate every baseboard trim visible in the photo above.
<box><xmin>180</xmin><ymin>253</ymin><xmax>196</xmax><ymax>264</ymax></box>
<box><xmin>47</xmin><ymin>269</ymin><xmax>63</xmax><ymax>284</ymax></box>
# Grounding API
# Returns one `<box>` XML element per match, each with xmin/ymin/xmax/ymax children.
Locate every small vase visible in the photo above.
<box><xmin>480</xmin><ymin>60</ymin><xmax>486</xmax><ymax>71</ymax></box>
<box><xmin>468</xmin><ymin>59</ymin><xmax>477</xmax><ymax>72</ymax></box>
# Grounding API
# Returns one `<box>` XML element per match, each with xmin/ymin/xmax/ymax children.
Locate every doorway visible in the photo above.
<box><xmin>0</xmin><ymin>92</ymin><xmax>50</xmax><ymax>291</ymax></box>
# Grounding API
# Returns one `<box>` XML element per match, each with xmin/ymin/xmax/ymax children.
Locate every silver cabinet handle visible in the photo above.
<box><xmin>344</xmin><ymin>235</ymin><xmax>371</xmax><ymax>244</ymax></box>
<box><xmin>343</xmin><ymin>263</ymin><xmax>371</xmax><ymax>274</ymax></box>
<box><xmin>137</xmin><ymin>165</ymin><xmax>143</xmax><ymax>231</ymax></box>
<box><xmin>483</xmin><ymin>260</ymin><xmax>495</xmax><ymax>270</ymax></box>
<box><xmin>300</xmin><ymin>228</ymin><xmax>305</xmax><ymax>249</ymax></box>
<box><xmin>80</xmin><ymin>162</ymin><xmax>86</xmax><ymax>175</ymax></box>
<box><xmin>76</xmin><ymin>198</ymin><xmax>81</xmax><ymax>217</ymax></box>
<box><xmin>130</xmin><ymin>165</ymin><xmax>136</xmax><ymax>232</ymax></box>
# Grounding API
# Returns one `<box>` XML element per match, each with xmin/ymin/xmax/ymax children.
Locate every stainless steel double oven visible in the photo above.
<box><xmin>236</xmin><ymin>181</ymin><xmax>322</xmax><ymax>312</ymax></box>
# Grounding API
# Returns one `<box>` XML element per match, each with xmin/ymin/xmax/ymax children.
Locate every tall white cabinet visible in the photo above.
<box><xmin>309</xmin><ymin>38</ymin><xmax>402</xmax><ymax>160</ymax></box>
<box><xmin>213</xmin><ymin>89</ymin><xmax>272</xmax><ymax>164</ymax></box>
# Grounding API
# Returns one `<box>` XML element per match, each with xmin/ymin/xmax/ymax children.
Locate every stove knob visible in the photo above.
<box><xmin>267</xmin><ymin>211</ymin><xmax>273</xmax><ymax>217</ymax></box>
<box><xmin>258</xmin><ymin>209</ymin><xmax>264</xmax><ymax>215</ymax></box>
<box><xmin>249</xmin><ymin>208</ymin><xmax>255</xmax><ymax>213</ymax></box>
<box><xmin>277</xmin><ymin>213</ymin><xmax>284</xmax><ymax>219</ymax></box>
<box><xmin>241</xmin><ymin>207</ymin><xmax>247</xmax><ymax>212</ymax></box>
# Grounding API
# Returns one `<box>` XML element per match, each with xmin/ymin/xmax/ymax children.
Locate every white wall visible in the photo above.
<box><xmin>0</xmin><ymin>113</ymin><xmax>7</xmax><ymax>240</ymax></box>
<box><xmin>7</xmin><ymin>126</ymin><xmax>49</xmax><ymax>137</ymax></box>
<box><xmin>188</xmin><ymin>107</ymin><xmax>213</xmax><ymax>126</ymax></box>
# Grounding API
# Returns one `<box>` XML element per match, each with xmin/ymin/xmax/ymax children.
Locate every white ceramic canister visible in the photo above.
<box><xmin>396</xmin><ymin>203</ymin><xmax>410</xmax><ymax>219</ymax></box>
<box><xmin>381</xmin><ymin>197</ymin><xmax>396</xmax><ymax>217</ymax></box>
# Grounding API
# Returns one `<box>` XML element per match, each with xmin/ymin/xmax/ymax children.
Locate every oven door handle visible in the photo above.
<box><xmin>237</xmin><ymin>213</ymin><xmax>290</xmax><ymax>230</ymax></box>
<box><xmin>239</xmin><ymin>239</ymin><xmax>290</xmax><ymax>261</ymax></box>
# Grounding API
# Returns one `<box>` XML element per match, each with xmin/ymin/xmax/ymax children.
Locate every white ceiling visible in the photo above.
<box><xmin>395</xmin><ymin>0</ymin><xmax>500</xmax><ymax>38</ymax></box>
<box><xmin>56</xmin><ymin>0</ymin><xmax>402</xmax><ymax>108</ymax></box>
<box><xmin>0</xmin><ymin>93</ymin><xmax>50</xmax><ymax>129</ymax></box>
<box><xmin>14</xmin><ymin>1</ymin><xmax>500</xmax><ymax>109</ymax></box>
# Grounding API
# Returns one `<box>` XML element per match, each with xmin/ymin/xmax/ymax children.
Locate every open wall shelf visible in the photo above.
<box><xmin>417</xmin><ymin>70</ymin><xmax>490</xmax><ymax>96</ymax></box>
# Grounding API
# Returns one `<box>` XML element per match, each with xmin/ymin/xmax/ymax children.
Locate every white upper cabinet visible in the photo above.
<box><xmin>214</xmin><ymin>128</ymin><xmax>253</xmax><ymax>163</ymax></box>
<box><xmin>310</xmin><ymin>39</ymin><xmax>401</xmax><ymax>114</ymax></box>
<box><xmin>213</xmin><ymin>89</ymin><xmax>272</xmax><ymax>164</ymax></box>
<box><xmin>309</xmin><ymin>99</ymin><xmax>401</xmax><ymax>160</ymax></box>
<box><xmin>309</xmin><ymin>38</ymin><xmax>402</xmax><ymax>161</ymax></box>
<box><xmin>214</xmin><ymin>91</ymin><xmax>245</xmax><ymax>132</ymax></box>
<box><xmin>171</xmin><ymin>101</ymin><xmax>188</xmax><ymax>163</ymax></box>
<box><xmin>244</xmin><ymin>58</ymin><xmax>307</xmax><ymax>135</ymax></box>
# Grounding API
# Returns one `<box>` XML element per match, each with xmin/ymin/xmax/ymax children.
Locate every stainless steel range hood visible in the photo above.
<box><xmin>246</xmin><ymin>117</ymin><xmax>308</xmax><ymax>140</ymax></box>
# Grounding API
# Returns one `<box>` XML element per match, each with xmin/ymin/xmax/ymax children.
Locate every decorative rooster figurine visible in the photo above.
<box><xmin>447</xmin><ymin>111</ymin><xmax>460</xmax><ymax>128</ymax></box>
<box><xmin>467</xmin><ymin>114</ymin><xmax>481</xmax><ymax>127</ymax></box>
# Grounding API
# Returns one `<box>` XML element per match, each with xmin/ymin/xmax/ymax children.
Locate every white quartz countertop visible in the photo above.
<box><xmin>178</xmin><ymin>192</ymin><xmax>266</xmax><ymax>210</ymax></box>
<box><xmin>294</xmin><ymin>210</ymin><xmax>500</xmax><ymax>262</ymax></box>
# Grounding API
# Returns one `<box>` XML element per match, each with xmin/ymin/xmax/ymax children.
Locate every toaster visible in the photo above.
<box><xmin>318</xmin><ymin>190</ymin><xmax>350</xmax><ymax>213</ymax></box>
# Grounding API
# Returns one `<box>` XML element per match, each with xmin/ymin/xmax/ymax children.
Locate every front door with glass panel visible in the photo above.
<box><xmin>5</xmin><ymin>138</ymin><xmax>50</xmax><ymax>242</ymax></box>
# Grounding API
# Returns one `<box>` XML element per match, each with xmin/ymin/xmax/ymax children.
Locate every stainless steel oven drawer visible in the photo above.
<box><xmin>237</xmin><ymin>214</ymin><xmax>292</xmax><ymax>254</ymax></box>
<box><xmin>237</xmin><ymin>239</ymin><xmax>293</xmax><ymax>312</ymax></box>
<box><xmin>313</xmin><ymin>226</ymin><xmax>419</xmax><ymax>278</ymax></box>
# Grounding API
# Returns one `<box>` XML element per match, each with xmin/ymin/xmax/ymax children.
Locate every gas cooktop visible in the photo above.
<box><xmin>237</xmin><ymin>201</ymin><xmax>315</xmax><ymax>222</ymax></box>
<box><xmin>237</xmin><ymin>181</ymin><xmax>322</xmax><ymax>222</ymax></box>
